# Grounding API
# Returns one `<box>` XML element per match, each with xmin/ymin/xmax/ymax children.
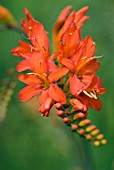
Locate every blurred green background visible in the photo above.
<box><xmin>0</xmin><ymin>0</ymin><xmax>114</xmax><ymax>170</ymax></box>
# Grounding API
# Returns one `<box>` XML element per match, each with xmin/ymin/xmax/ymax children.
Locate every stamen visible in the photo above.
<box><xmin>42</xmin><ymin>46</ymin><xmax>46</xmax><ymax>51</ymax></box>
<box><xmin>89</xmin><ymin>55</ymin><xmax>103</xmax><ymax>60</ymax></box>
<box><xmin>60</xmin><ymin>39</ymin><xmax>66</xmax><ymax>46</ymax></box>
<box><xmin>27</xmin><ymin>72</ymin><xmax>37</xmax><ymax>75</ymax></box>
<box><xmin>22</xmin><ymin>33</ymin><xmax>31</xmax><ymax>40</ymax></box>
<box><xmin>43</xmin><ymin>73</ymin><xmax>47</xmax><ymax>77</ymax></box>
<box><xmin>90</xmin><ymin>92</ymin><xmax>97</xmax><ymax>99</ymax></box>
<box><xmin>82</xmin><ymin>56</ymin><xmax>87</xmax><ymax>60</ymax></box>
<box><xmin>69</xmin><ymin>32</ymin><xmax>72</xmax><ymax>35</ymax></box>
<box><xmin>30</xmin><ymin>45</ymin><xmax>38</xmax><ymax>53</ymax></box>
<box><xmin>28</xmin><ymin>26</ymin><xmax>32</xmax><ymax>30</ymax></box>
<box><xmin>83</xmin><ymin>90</ymin><xmax>93</xmax><ymax>98</ymax></box>
<box><xmin>96</xmin><ymin>89</ymin><xmax>100</xmax><ymax>93</ymax></box>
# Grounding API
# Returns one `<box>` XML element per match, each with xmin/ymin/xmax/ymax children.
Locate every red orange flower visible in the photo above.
<box><xmin>59</xmin><ymin>25</ymin><xmax>106</xmax><ymax>111</ymax></box>
<box><xmin>11</xmin><ymin>8</ymin><xmax>68</xmax><ymax>116</ymax></box>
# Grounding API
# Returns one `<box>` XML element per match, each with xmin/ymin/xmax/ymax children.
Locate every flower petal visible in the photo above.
<box><xmin>16</xmin><ymin>60</ymin><xmax>31</xmax><ymax>72</ymax></box>
<box><xmin>48</xmin><ymin>84</ymin><xmax>66</xmax><ymax>104</ymax></box>
<box><xmin>58</xmin><ymin>11</ymin><xmax>75</xmax><ymax>42</ymax></box>
<box><xmin>52</xmin><ymin>6</ymin><xmax>72</xmax><ymax>51</ymax></box>
<box><xmin>48</xmin><ymin>67</ymin><xmax>69</xmax><ymax>83</ymax></box>
<box><xmin>79</xmin><ymin>60</ymin><xmax>100</xmax><ymax>75</ymax></box>
<box><xmin>11</xmin><ymin>41</ymin><xmax>32</xmax><ymax>59</ymax></box>
<box><xmin>60</xmin><ymin>58</ymin><xmax>75</xmax><ymax>72</ymax></box>
<box><xmin>19</xmin><ymin>85</ymin><xmax>42</xmax><ymax>102</ymax></box>
<box><xmin>87</xmin><ymin>96</ymin><xmax>102</xmax><ymax>111</ymax></box>
<box><xmin>83</xmin><ymin>36</ymin><xmax>95</xmax><ymax>58</ymax></box>
<box><xmin>75</xmin><ymin>6</ymin><xmax>89</xmax><ymax>27</ymax></box>
<box><xmin>70</xmin><ymin>74</ymin><xmax>84</xmax><ymax>95</ymax></box>
<box><xmin>18</xmin><ymin>74</ymin><xmax>42</xmax><ymax>85</ymax></box>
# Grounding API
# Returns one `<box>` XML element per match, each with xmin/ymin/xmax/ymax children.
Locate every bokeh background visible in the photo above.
<box><xmin>0</xmin><ymin>0</ymin><xmax>114</xmax><ymax>170</ymax></box>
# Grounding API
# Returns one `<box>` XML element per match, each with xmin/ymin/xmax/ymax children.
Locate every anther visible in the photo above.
<box><xmin>69</xmin><ymin>32</ymin><xmax>72</xmax><ymax>35</ymax></box>
<box><xmin>60</xmin><ymin>39</ymin><xmax>66</xmax><ymax>46</ymax></box>
<box><xmin>30</xmin><ymin>45</ymin><xmax>38</xmax><ymax>53</ymax></box>
<box><xmin>83</xmin><ymin>90</ymin><xmax>93</xmax><ymax>98</ymax></box>
<box><xmin>22</xmin><ymin>33</ymin><xmax>31</xmax><ymax>40</ymax></box>
<box><xmin>82</xmin><ymin>56</ymin><xmax>87</xmax><ymax>60</ymax></box>
<box><xmin>42</xmin><ymin>46</ymin><xmax>46</xmax><ymax>51</ymax></box>
<box><xmin>29</xmin><ymin>26</ymin><xmax>32</xmax><ymax>30</ymax></box>
<box><xmin>43</xmin><ymin>73</ymin><xmax>47</xmax><ymax>77</ymax></box>
<box><xmin>89</xmin><ymin>55</ymin><xmax>103</xmax><ymax>61</ymax></box>
<box><xmin>90</xmin><ymin>92</ymin><xmax>97</xmax><ymax>99</ymax></box>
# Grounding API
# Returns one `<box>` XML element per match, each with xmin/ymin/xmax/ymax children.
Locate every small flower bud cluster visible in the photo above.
<box><xmin>55</xmin><ymin>102</ymin><xmax>107</xmax><ymax>146</ymax></box>
<box><xmin>0</xmin><ymin>79</ymin><xmax>16</xmax><ymax>123</ymax></box>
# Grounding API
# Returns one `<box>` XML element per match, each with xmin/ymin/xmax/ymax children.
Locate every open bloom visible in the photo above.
<box><xmin>18</xmin><ymin>57</ymin><xmax>68</xmax><ymax>116</ymax></box>
<box><xmin>59</xmin><ymin>26</ymin><xmax>106</xmax><ymax>111</ymax></box>
<box><xmin>70</xmin><ymin>74</ymin><xmax>106</xmax><ymax>111</ymax></box>
<box><xmin>11</xmin><ymin>8</ymin><xmax>68</xmax><ymax>116</ymax></box>
<box><xmin>52</xmin><ymin>6</ymin><xmax>89</xmax><ymax>51</ymax></box>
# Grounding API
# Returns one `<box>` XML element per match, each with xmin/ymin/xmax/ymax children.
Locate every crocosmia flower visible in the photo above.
<box><xmin>11</xmin><ymin>8</ymin><xmax>68</xmax><ymax>116</ymax></box>
<box><xmin>11</xmin><ymin>6</ymin><xmax>107</xmax><ymax>146</ymax></box>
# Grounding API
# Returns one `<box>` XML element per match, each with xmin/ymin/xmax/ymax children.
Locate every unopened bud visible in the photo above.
<box><xmin>0</xmin><ymin>5</ymin><xmax>16</xmax><ymax>26</ymax></box>
<box><xmin>10</xmin><ymin>82</ymin><xmax>16</xmax><ymax>88</ymax></box>
<box><xmin>86</xmin><ymin>125</ymin><xmax>96</xmax><ymax>132</ymax></box>
<box><xmin>78</xmin><ymin>129</ymin><xmax>86</xmax><ymax>135</ymax></box>
<box><xmin>73</xmin><ymin>112</ymin><xmax>85</xmax><ymax>120</ymax></box>
<box><xmin>63</xmin><ymin>117</ymin><xmax>70</xmax><ymax>124</ymax></box>
<box><xmin>55</xmin><ymin>103</ymin><xmax>62</xmax><ymax>109</ymax></box>
<box><xmin>57</xmin><ymin>110</ymin><xmax>64</xmax><ymax>117</ymax></box>
<box><xmin>6</xmin><ymin>89</ymin><xmax>13</xmax><ymax>96</ymax></box>
<box><xmin>100</xmin><ymin>139</ymin><xmax>107</xmax><ymax>145</ymax></box>
<box><xmin>79</xmin><ymin>119</ymin><xmax>90</xmax><ymax>127</ymax></box>
<box><xmin>71</xmin><ymin>124</ymin><xmax>78</xmax><ymax>131</ymax></box>
<box><xmin>86</xmin><ymin>134</ymin><xmax>92</xmax><ymax>140</ymax></box>
<box><xmin>91</xmin><ymin>129</ymin><xmax>100</xmax><ymax>136</ymax></box>
<box><xmin>93</xmin><ymin>140</ymin><xmax>101</xmax><ymax>146</ymax></box>
<box><xmin>96</xmin><ymin>134</ymin><xmax>104</xmax><ymax>140</ymax></box>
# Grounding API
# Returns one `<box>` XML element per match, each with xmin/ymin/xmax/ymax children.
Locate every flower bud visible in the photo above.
<box><xmin>71</xmin><ymin>124</ymin><xmax>78</xmax><ymax>131</ymax></box>
<box><xmin>57</xmin><ymin>110</ymin><xmax>64</xmax><ymax>117</ymax></box>
<box><xmin>93</xmin><ymin>140</ymin><xmax>100</xmax><ymax>146</ymax></box>
<box><xmin>63</xmin><ymin>117</ymin><xmax>70</xmax><ymax>124</ymax></box>
<box><xmin>73</xmin><ymin>112</ymin><xmax>85</xmax><ymax>120</ymax></box>
<box><xmin>0</xmin><ymin>5</ymin><xmax>16</xmax><ymax>27</ymax></box>
<box><xmin>96</xmin><ymin>134</ymin><xmax>104</xmax><ymax>140</ymax></box>
<box><xmin>100</xmin><ymin>139</ymin><xmax>107</xmax><ymax>145</ymax></box>
<box><xmin>86</xmin><ymin>125</ymin><xmax>96</xmax><ymax>132</ymax></box>
<box><xmin>78</xmin><ymin>129</ymin><xmax>86</xmax><ymax>135</ymax></box>
<box><xmin>55</xmin><ymin>103</ymin><xmax>62</xmax><ymax>109</ymax></box>
<box><xmin>86</xmin><ymin>134</ymin><xmax>92</xmax><ymax>140</ymax></box>
<box><xmin>78</xmin><ymin>119</ymin><xmax>90</xmax><ymax>127</ymax></box>
<box><xmin>91</xmin><ymin>129</ymin><xmax>100</xmax><ymax>136</ymax></box>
